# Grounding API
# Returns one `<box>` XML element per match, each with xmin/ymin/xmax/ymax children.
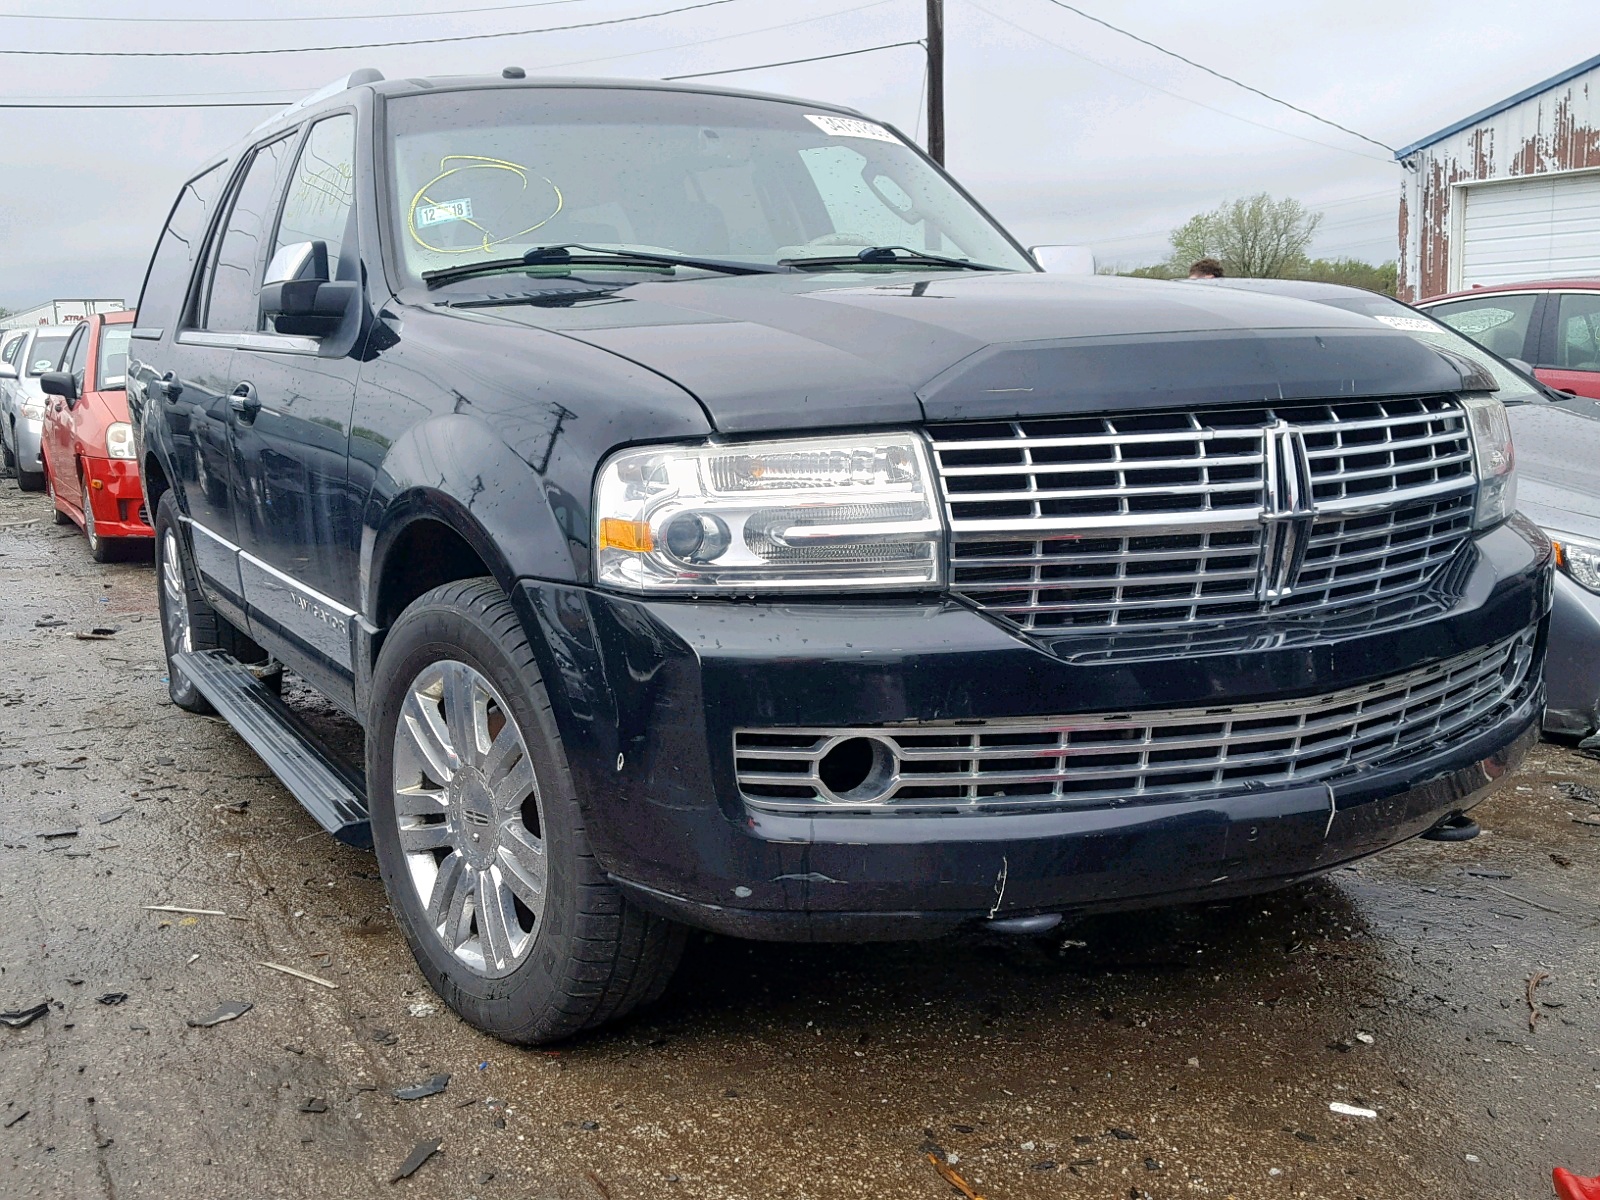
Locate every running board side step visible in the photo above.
<box><xmin>172</xmin><ymin>649</ymin><xmax>371</xmax><ymax>849</ymax></box>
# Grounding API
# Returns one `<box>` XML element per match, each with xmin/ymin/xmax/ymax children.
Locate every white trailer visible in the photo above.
<box><xmin>0</xmin><ymin>298</ymin><xmax>125</xmax><ymax>330</ymax></box>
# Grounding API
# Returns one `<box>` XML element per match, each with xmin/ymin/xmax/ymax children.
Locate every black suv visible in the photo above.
<box><xmin>128</xmin><ymin>70</ymin><xmax>1551</xmax><ymax>1044</ymax></box>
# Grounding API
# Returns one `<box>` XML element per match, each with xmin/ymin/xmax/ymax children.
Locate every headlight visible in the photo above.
<box><xmin>1551</xmin><ymin>533</ymin><xmax>1600</xmax><ymax>594</ymax></box>
<box><xmin>106</xmin><ymin>422</ymin><xmax>136</xmax><ymax>460</ymax></box>
<box><xmin>1462</xmin><ymin>396</ymin><xmax>1516</xmax><ymax>527</ymax></box>
<box><xmin>594</xmin><ymin>432</ymin><xmax>943</xmax><ymax>592</ymax></box>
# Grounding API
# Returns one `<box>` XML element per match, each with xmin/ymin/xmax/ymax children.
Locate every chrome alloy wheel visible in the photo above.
<box><xmin>160</xmin><ymin>528</ymin><xmax>192</xmax><ymax>654</ymax></box>
<box><xmin>392</xmin><ymin>660</ymin><xmax>546</xmax><ymax>978</ymax></box>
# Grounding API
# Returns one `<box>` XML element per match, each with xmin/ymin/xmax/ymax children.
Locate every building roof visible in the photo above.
<box><xmin>1394</xmin><ymin>52</ymin><xmax>1600</xmax><ymax>161</ymax></box>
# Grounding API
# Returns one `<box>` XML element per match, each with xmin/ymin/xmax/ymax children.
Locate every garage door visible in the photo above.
<box><xmin>1458</xmin><ymin>171</ymin><xmax>1600</xmax><ymax>288</ymax></box>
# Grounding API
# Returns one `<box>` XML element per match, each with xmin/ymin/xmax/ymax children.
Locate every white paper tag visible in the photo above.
<box><xmin>805</xmin><ymin>114</ymin><xmax>900</xmax><ymax>144</ymax></box>
<box><xmin>1373</xmin><ymin>314</ymin><xmax>1437</xmax><ymax>333</ymax></box>
<box><xmin>416</xmin><ymin>198</ymin><xmax>474</xmax><ymax>228</ymax></box>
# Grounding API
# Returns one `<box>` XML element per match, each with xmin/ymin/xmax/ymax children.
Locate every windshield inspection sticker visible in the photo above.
<box><xmin>805</xmin><ymin>114</ymin><xmax>900</xmax><ymax>144</ymax></box>
<box><xmin>1373</xmin><ymin>315</ymin><xmax>1438</xmax><ymax>333</ymax></box>
<box><xmin>414</xmin><ymin>198</ymin><xmax>474</xmax><ymax>228</ymax></box>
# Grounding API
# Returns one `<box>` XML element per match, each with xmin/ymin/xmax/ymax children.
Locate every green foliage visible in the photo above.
<box><xmin>1113</xmin><ymin>195</ymin><xmax>1396</xmax><ymax>296</ymax></box>
<box><xmin>1290</xmin><ymin>257</ymin><xmax>1398</xmax><ymax>296</ymax></box>
<box><xmin>1120</xmin><ymin>264</ymin><xmax>1181</xmax><ymax>280</ymax></box>
<box><xmin>1169</xmin><ymin>193</ymin><xmax>1322</xmax><ymax>278</ymax></box>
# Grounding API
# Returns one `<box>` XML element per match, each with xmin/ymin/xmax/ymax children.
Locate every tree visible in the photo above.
<box><xmin>1168</xmin><ymin>193</ymin><xmax>1322</xmax><ymax>278</ymax></box>
<box><xmin>1291</xmin><ymin>257</ymin><xmax>1397</xmax><ymax>296</ymax></box>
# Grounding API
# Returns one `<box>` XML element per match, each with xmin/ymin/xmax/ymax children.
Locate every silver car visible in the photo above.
<box><xmin>0</xmin><ymin>324</ymin><xmax>74</xmax><ymax>490</ymax></box>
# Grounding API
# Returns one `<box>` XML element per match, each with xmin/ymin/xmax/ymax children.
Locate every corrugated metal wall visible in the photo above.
<box><xmin>1399</xmin><ymin>70</ymin><xmax>1600</xmax><ymax>301</ymax></box>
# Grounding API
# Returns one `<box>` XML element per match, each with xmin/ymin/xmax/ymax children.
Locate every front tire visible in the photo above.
<box><xmin>82</xmin><ymin>474</ymin><xmax>114</xmax><ymax>562</ymax></box>
<box><xmin>44</xmin><ymin>467</ymin><xmax>72</xmax><ymax>526</ymax></box>
<box><xmin>368</xmin><ymin>578</ymin><xmax>684</xmax><ymax>1044</ymax></box>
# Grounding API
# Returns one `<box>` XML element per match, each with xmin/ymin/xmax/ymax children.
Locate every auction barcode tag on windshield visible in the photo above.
<box><xmin>805</xmin><ymin>114</ymin><xmax>900</xmax><ymax>144</ymax></box>
<box><xmin>416</xmin><ymin>198</ymin><xmax>474</xmax><ymax>228</ymax></box>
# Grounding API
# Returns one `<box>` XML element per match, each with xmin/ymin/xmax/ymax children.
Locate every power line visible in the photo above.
<box><xmin>0</xmin><ymin>0</ymin><xmax>590</xmax><ymax>22</ymax></box>
<box><xmin>967</xmin><ymin>2</ymin><xmax>1393</xmax><ymax>164</ymax></box>
<box><xmin>665</xmin><ymin>39</ymin><xmax>920</xmax><ymax>81</ymax></box>
<box><xmin>0</xmin><ymin>0</ymin><xmax>741</xmax><ymax>57</ymax></box>
<box><xmin>0</xmin><ymin>0</ymin><xmax>901</xmax><ymax>106</ymax></box>
<box><xmin>523</xmin><ymin>0</ymin><xmax>899</xmax><ymax>72</ymax></box>
<box><xmin>1035</xmin><ymin>0</ymin><xmax>1395</xmax><ymax>154</ymax></box>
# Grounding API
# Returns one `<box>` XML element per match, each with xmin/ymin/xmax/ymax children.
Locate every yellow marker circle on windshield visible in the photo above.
<box><xmin>407</xmin><ymin>155</ymin><xmax>564</xmax><ymax>255</ymax></box>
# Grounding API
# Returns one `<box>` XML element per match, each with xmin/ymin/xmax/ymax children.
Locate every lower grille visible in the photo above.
<box><xmin>734</xmin><ymin>631</ymin><xmax>1536</xmax><ymax>816</ymax></box>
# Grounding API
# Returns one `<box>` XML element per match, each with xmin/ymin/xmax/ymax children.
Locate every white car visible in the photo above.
<box><xmin>0</xmin><ymin>324</ymin><xmax>74</xmax><ymax>490</ymax></box>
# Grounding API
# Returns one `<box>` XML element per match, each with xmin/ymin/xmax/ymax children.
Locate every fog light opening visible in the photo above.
<box><xmin>817</xmin><ymin>736</ymin><xmax>897</xmax><ymax>803</ymax></box>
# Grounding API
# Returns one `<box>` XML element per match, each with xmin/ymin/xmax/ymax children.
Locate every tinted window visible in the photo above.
<box><xmin>1</xmin><ymin>333</ymin><xmax>23</xmax><ymax>364</ymax></box>
<box><xmin>98</xmin><ymin>325</ymin><xmax>132</xmax><ymax>390</ymax></box>
<box><xmin>136</xmin><ymin>163</ymin><xmax>227</xmax><ymax>331</ymax></box>
<box><xmin>1427</xmin><ymin>293</ymin><xmax>1538</xmax><ymax>361</ymax></box>
<box><xmin>202</xmin><ymin>136</ymin><xmax>294</xmax><ymax>332</ymax></box>
<box><xmin>276</xmin><ymin>113</ymin><xmax>357</xmax><ymax>276</ymax></box>
<box><xmin>28</xmin><ymin>334</ymin><xmax>69</xmax><ymax>376</ymax></box>
<box><xmin>1554</xmin><ymin>293</ymin><xmax>1600</xmax><ymax>371</ymax></box>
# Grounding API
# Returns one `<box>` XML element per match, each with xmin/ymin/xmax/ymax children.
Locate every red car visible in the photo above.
<box><xmin>38</xmin><ymin>311</ymin><xmax>152</xmax><ymax>561</ymax></box>
<box><xmin>1418</xmin><ymin>279</ymin><xmax>1600</xmax><ymax>399</ymax></box>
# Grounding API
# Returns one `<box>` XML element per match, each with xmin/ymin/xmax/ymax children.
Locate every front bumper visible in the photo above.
<box><xmin>81</xmin><ymin>456</ymin><xmax>154</xmax><ymax>539</ymax></box>
<box><xmin>512</xmin><ymin>520</ymin><xmax>1551</xmax><ymax>941</ymax></box>
<box><xmin>1543</xmin><ymin>571</ymin><xmax>1600</xmax><ymax>739</ymax></box>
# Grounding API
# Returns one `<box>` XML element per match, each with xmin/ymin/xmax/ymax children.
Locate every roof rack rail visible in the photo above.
<box><xmin>251</xmin><ymin>68</ymin><xmax>384</xmax><ymax>134</ymax></box>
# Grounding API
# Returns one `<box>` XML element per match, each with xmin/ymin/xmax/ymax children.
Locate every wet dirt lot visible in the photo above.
<box><xmin>1</xmin><ymin>475</ymin><xmax>1597</xmax><ymax>1200</ymax></box>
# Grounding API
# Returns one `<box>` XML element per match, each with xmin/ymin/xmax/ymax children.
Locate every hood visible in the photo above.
<box><xmin>1509</xmin><ymin>399</ymin><xmax>1600</xmax><ymax>539</ymax></box>
<box><xmin>452</xmin><ymin>271</ymin><xmax>1472</xmax><ymax>433</ymax></box>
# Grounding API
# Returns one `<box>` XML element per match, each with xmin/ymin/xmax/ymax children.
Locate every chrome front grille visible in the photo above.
<box><xmin>734</xmin><ymin>630</ymin><xmax>1535</xmax><ymax>816</ymax></box>
<box><xmin>931</xmin><ymin>397</ymin><xmax>1477</xmax><ymax>634</ymax></box>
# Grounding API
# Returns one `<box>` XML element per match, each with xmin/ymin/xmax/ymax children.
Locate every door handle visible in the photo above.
<box><xmin>229</xmin><ymin>381</ymin><xmax>261</xmax><ymax>423</ymax></box>
<box><xmin>157</xmin><ymin>370</ymin><xmax>183</xmax><ymax>402</ymax></box>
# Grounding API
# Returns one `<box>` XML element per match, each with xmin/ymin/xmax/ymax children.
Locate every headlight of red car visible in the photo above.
<box><xmin>106</xmin><ymin>422</ymin><xmax>136</xmax><ymax>460</ymax></box>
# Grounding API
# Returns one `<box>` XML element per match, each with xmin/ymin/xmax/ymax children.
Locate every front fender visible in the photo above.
<box><xmin>360</xmin><ymin>414</ymin><xmax>551</xmax><ymax>615</ymax></box>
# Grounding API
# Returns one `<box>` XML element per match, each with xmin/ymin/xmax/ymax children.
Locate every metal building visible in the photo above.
<box><xmin>1397</xmin><ymin>53</ymin><xmax>1600</xmax><ymax>301</ymax></box>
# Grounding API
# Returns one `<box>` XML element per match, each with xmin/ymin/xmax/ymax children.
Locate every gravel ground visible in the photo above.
<box><xmin>1</xmin><ymin>476</ymin><xmax>1596</xmax><ymax>1200</ymax></box>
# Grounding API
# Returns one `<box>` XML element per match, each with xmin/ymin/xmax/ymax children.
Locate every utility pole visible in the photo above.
<box><xmin>926</xmin><ymin>0</ymin><xmax>945</xmax><ymax>165</ymax></box>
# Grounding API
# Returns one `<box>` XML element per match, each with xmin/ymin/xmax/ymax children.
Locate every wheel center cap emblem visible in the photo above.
<box><xmin>453</xmin><ymin>768</ymin><xmax>496</xmax><ymax>864</ymax></box>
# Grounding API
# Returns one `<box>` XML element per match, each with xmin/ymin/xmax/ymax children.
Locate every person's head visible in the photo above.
<box><xmin>1188</xmin><ymin>258</ymin><xmax>1224</xmax><ymax>279</ymax></box>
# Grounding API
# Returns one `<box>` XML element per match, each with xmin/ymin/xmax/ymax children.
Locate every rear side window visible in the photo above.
<box><xmin>275</xmin><ymin>113</ymin><xmax>358</xmax><ymax>277</ymax></box>
<box><xmin>1428</xmin><ymin>293</ymin><xmax>1538</xmax><ymax>361</ymax></box>
<box><xmin>135</xmin><ymin>163</ymin><xmax>227</xmax><ymax>331</ymax></box>
<box><xmin>201</xmin><ymin>135</ymin><xmax>295</xmax><ymax>332</ymax></box>
<box><xmin>1554</xmin><ymin>293</ymin><xmax>1600</xmax><ymax>372</ymax></box>
<box><xmin>1</xmin><ymin>333</ymin><xmax>23</xmax><ymax>365</ymax></box>
<box><xmin>28</xmin><ymin>334</ymin><xmax>69</xmax><ymax>376</ymax></box>
<box><xmin>98</xmin><ymin>325</ymin><xmax>132</xmax><ymax>390</ymax></box>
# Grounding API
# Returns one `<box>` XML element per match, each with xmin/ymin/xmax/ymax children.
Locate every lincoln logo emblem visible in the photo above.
<box><xmin>1257</xmin><ymin>420</ymin><xmax>1317</xmax><ymax>602</ymax></box>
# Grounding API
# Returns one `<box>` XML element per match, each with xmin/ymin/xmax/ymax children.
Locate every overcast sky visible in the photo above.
<box><xmin>0</xmin><ymin>0</ymin><xmax>1590</xmax><ymax>310</ymax></box>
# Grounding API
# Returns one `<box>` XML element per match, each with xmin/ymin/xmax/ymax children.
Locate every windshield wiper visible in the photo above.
<box><xmin>779</xmin><ymin>245</ymin><xmax>1006</xmax><ymax>272</ymax></box>
<box><xmin>422</xmin><ymin>244</ymin><xmax>785</xmax><ymax>288</ymax></box>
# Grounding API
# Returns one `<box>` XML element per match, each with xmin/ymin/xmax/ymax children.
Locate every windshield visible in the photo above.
<box><xmin>1315</xmin><ymin>291</ymin><xmax>1541</xmax><ymax>402</ymax></box>
<box><xmin>383</xmin><ymin>87</ymin><xmax>1032</xmax><ymax>284</ymax></box>
<box><xmin>27</xmin><ymin>334</ymin><xmax>69</xmax><ymax>376</ymax></box>
<box><xmin>97</xmin><ymin>325</ymin><xmax>132</xmax><ymax>390</ymax></box>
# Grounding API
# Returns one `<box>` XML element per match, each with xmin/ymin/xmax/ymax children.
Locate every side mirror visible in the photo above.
<box><xmin>40</xmin><ymin>371</ymin><xmax>78</xmax><ymax>401</ymax></box>
<box><xmin>260</xmin><ymin>240</ymin><xmax>354</xmax><ymax>338</ymax></box>
<box><xmin>0</xmin><ymin>362</ymin><xmax>15</xmax><ymax>381</ymax></box>
<box><xmin>1030</xmin><ymin>244</ymin><xmax>1097</xmax><ymax>274</ymax></box>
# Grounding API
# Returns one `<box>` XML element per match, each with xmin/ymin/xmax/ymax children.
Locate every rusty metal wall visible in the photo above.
<box><xmin>1399</xmin><ymin>71</ymin><xmax>1600</xmax><ymax>301</ymax></box>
